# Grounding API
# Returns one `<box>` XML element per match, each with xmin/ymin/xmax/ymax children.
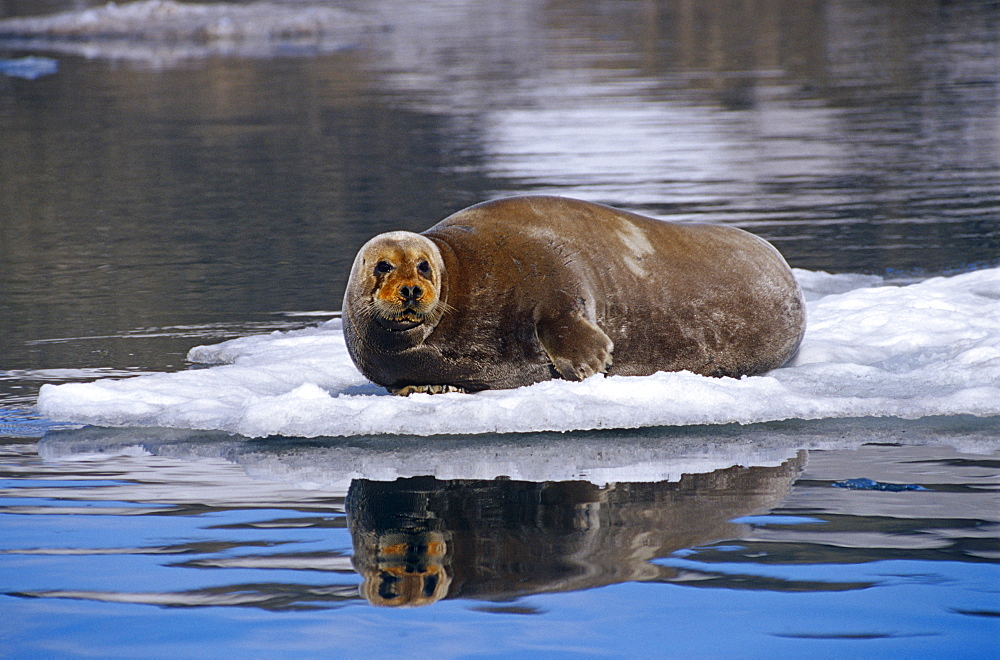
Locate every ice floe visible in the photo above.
<box><xmin>0</xmin><ymin>56</ymin><xmax>58</xmax><ymax>79</ymax></box>
<box><xmin>35</xmin><ymin>267</ymin><xmax>1000</xmax><ymax>438</ymax></box>
<box><xmin>0</xmin><ymin>1</ymin><xmax>377</xmax><ymax>63</ymax></box>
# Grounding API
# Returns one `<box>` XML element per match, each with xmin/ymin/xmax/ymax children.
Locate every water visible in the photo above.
<box><xmin>2</xmin><ymin>0</ymin><xmax>999</xmax><ymax>656</ymax></box>
<box><xmin>3</xmin><ymin>426</ymin><xmax>999</xmax><ymax>656</ymax></box>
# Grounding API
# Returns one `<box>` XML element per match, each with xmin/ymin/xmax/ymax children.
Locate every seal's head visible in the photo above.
<box><xmin>354</xmin><ymin>530</ymin><xmax>453</xmax><ymax>607</ymax></box>
<box><xmin>346</xmin><ymin>231</ymin><xmax>447</xmax><ymax>333</ymax></box>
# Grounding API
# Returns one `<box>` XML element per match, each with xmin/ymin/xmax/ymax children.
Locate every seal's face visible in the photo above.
<box><xmin>349</xmin><ymin>232</ymin><xmax>446</xmax><ymax>332</ymax></box>
<box><xmin>356</xmin><ymin>530</ymin><xmax>452</xmax><ymax>607</ymax></box>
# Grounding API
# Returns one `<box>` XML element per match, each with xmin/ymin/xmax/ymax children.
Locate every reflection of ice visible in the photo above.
<box><xmin>35</xmin><ymin>268</ymin><xmax>1000</xmax><ymax>439</ymax></box>
<box><xmin>0</xmin><ymin>55</ymin><xmax>57</xmax><ymax>79</ymax></box>
<box><xmin>29</xmin><ymin>428</ymin><xmax>813</xmax><ymax>609</ymax></box>
<box><xmin>36</xmin><ymin>424</ymin><xmax>792</xmax><ymax>488</ymax></box>
<box><xmin>0</xmin><ymin>1</ymin><xmax>377</xmax><ymax>65</ymax></box>
<box><xmin>32</xmin><ymin>422</ymin><xmax>1000</xmax><ymax>615</ymax></box>
<box><xmin>482</xmin><ymin>99</ymin><xmax>738</xmax><ymax>206</ymax></box>
<box><xmin>478</xmin><ymin>82</ymin><xmax>846</xmax><ymax>210</ymax></box>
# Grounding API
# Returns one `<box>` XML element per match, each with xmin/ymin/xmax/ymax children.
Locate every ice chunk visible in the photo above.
<box><xmin>832</xmin><ymin>478</ymin><xmax>929</xmax><ymax>492</ymax></box>
<box><xmin>36</xmin><ymin>268</ymin><xmax>1000</xmax><ymax>438</ymax></box>
<box><xmin>0</xmin><ymin>56</ymin><xmax>57</xmax><ymax>79</ymax></box>
<box><xmin>0</xmin><ymin>1</ymin><xmax>369</xmax><ymax>40</ymax></box>
<box><xmin>0</xmin><ymin>1</ymin><xmax>377</xmax><ymax>63</ymax></box>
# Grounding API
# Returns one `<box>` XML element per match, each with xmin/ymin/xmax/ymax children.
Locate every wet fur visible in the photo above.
<box><xmin>343</xmin><ymin>196</ymin><xmax>806</xmax><ymax>394</ymax></box>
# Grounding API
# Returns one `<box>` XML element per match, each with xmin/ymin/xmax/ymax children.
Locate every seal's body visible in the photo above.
<box><xmin>343</xmin><ymin>196</ymin><xmax>805</xmax><ymax>394</ymax></box>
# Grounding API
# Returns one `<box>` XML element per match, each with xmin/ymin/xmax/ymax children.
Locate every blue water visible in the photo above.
<box><xmin>2</xmin><ymin>429</ymin><xmax>999</xmax><ymax>657</ymax></box>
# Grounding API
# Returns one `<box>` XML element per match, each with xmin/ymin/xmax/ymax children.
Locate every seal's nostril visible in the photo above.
<box><xmin>400</xmin><ymin>285</ymin><xmax>422</xmax><ymax>300</ymax></box>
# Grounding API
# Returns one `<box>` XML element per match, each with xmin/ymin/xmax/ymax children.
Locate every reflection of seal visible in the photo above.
<box><xmin>354</xmin><ymin>529</ymin><xmax>452</xmax><ymax>607</ymax></box>
<box><xmin>346</xmin><ymin>455</ymin><xmax>804</xmax><ymax>607</ymax></box>
<box><xmin>343</xmin><ymin>195</ymin><xmax>805</xmax><ymax>394</ymax></box>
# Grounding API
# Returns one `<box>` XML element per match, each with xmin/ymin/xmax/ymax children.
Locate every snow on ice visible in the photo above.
<box><xmin>36</xmin><ymin>268</ymin><xmax>1000</xmax><ymax>438</ymax></box>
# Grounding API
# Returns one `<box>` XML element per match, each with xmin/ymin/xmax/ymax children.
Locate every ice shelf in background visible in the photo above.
<box><xmin>0</xmin><ymin>1</ymin><xmax>377</xmax><ymax>63</ymax></box>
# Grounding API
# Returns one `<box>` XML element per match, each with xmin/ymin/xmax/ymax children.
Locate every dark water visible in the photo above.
<box><xmin>1</xmin><ymin>0</ymin><xmax>999</xmax><ymax>656</ymax></box>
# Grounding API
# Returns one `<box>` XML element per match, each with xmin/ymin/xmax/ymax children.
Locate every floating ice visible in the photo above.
<box><xmin>36</xmin><ymin>268</ymin><xmax>1000</xmax><ymax>439</ymax></box>
<box><xmin>0</xmin><ymin>1</ymin><xmax>377</xmax><ymax>63</ymax></box>
<box><xmin>0</xmin><ymin>1</ymin><xmax>368</xmax><ymax>40</ymax></box>
<box><xmin>0</xmin><ymin>56</ymin><xmax>57</xmax><ymax>79</ymax></box>
<box><xmin>831</xmin><ymin>478</ymin><xmax>929</xmax><ymax>492</ymax></box>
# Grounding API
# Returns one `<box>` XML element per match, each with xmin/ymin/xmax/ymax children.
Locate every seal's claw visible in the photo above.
<box><xmin>391</xmin><ymin>384</ymin><xmax>467</xmax><ymax>396</ymax></box>
<box><xmin>536</xmin><ymin>309</ymin><xmax>614</xmax><ymax>382</ymax></box>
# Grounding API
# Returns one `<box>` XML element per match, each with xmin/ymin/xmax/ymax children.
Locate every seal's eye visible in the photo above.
<box><xmin>374</xmin><ymin>261</ymin><xmax>393</xmax><ymax>274</ymax></box>
<box><xmin>417</xmin><ymin>260</ymin><xmax>431</xmax><ymax>275</ymax></box>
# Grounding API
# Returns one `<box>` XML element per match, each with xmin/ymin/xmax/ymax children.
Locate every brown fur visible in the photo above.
<box><xmin>343</xmin><ymin>196</ymin><xmax>805</xmax><ymax>394</ymax></box>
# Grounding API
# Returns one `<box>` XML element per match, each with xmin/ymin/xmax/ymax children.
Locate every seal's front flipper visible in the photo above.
<box><xmin>535</xmin><ymin>310</ymin><xmax>614</xmax><ymax>381</ymax></box>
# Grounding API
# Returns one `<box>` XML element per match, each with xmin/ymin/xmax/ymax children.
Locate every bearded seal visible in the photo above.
<box><xmin>343</xmin><ymin>195</ymin><xmax>805</xmax><ymax>395</ymax></box>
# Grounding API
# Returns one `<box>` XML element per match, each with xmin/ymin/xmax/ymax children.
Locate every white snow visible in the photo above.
<box><xmin>36</xmin><ymin>267</ymin><xmax>1000</xmax><ymax>439</ymax></box>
